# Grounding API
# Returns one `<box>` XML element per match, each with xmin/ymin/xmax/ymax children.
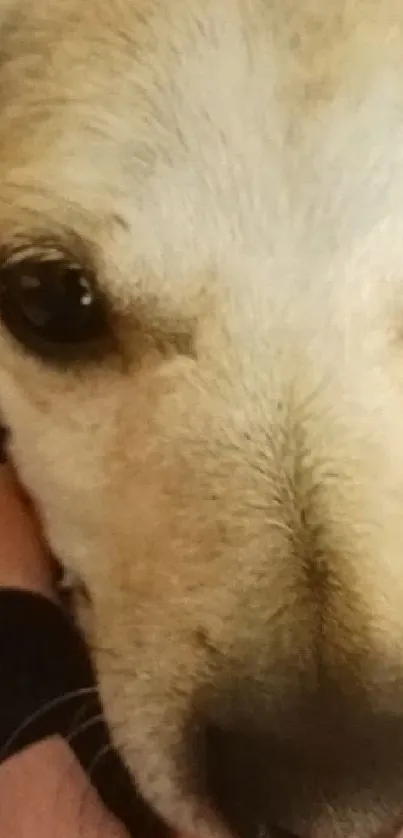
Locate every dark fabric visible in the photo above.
<box><xmin>0</xmin><ymin>588</ymin><xmax>168</xmax><ymax>838</ymax></box>
<box><xmin>0</xmin><ymin>589</ymin><xmax>94</xmax><ymax>762</ymax></box>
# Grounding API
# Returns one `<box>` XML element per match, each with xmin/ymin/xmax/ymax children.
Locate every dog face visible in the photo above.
<box><xmin>3</xmin><ymin>1</ymin><xmax>403</xmax><ymax>836</ymax></box>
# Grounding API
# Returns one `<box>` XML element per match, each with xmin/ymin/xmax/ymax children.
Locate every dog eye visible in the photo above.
<box><xmin>0</xmin><ymin>255</ymin><xmax>110</xmax><ymax>362</ymax></box>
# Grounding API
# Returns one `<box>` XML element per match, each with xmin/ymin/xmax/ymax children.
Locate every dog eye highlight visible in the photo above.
<box><xmin>0</xmin><ymin>252</ymin><xmax>110</xmax><ymax>363</ymax></box>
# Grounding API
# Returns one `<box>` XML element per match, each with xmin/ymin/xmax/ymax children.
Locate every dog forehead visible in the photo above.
<box><xmin>1</xmin><ymin>0</ymin><xmax>403</xmax><ymax>317</ymax></box>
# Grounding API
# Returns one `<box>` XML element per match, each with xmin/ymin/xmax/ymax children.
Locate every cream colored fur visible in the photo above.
<box><xmin>0</xmin><ymin>1</ymin><xmax>403</xmax><ymax>836</ymax></box>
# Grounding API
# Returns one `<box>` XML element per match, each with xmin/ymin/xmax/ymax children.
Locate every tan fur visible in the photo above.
<box><xmin>2</xmin><ymin>1</ymin><xmax>403</xmax><ymax>835</ymax></box>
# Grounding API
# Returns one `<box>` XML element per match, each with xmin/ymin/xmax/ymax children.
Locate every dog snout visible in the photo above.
<box><xmin>191</xmin><ymin>693</ymin><xmax>403</xmax><ymax>838</ymax></box>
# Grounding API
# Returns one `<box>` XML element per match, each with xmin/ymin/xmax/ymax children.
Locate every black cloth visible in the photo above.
<box><xmin>0</xmin><ymin>588</ymin><xmax>167</xmax><ymax>838</ymax></box>
<box><xmin>0</xmin><ymin>589</ymin><xmax>95</xmax><ymax>762</ymax></box>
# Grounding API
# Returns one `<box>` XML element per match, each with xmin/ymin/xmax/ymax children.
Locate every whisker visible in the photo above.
<box><xmin>87</xmin><ymin>741</ymin><xmax>114</xmax><ymax>784</ymax></box>
<box><xmin>49</xmin><ymin>739</ymin><xmax>104</xmax><ymax>838</ymax></box>
<box><xmin>0</xmin><ymin>685</ymin><xmax>97</xmax><ymax>762</ymax></box>
<box><xmin>65</xmin><ymin>697</ymin><xmax>96</xmax><ymax>743</ymax></box>
<box><xmin>76</xmin><ymin>744</ymin><xmax>116</xmax><ymax>838</ymax></box>
<box><xmin>65</xmin><ymin>712</ymin><xmax>105</xmax><ymax>749</ymax></box>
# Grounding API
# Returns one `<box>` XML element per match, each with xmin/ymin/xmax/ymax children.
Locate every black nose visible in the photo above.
<box><xmin>201</xmin><ymin>723</ymin><xmax>297</xmax><ymax>838</ymax></box>
<box><xmin>194</xmin><ymin>713</ymin><xmax>403</xmax><ymax>838</ymax></box>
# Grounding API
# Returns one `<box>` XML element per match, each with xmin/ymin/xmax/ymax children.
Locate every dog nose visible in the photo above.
<box><xmin>201</xmin><ymin>723</ymin><xmax>299</xmax><ymax>838</ymax></box>
<box><xmin>196</xmin><ymin>710</ymin><xmax>403</xmax><ymax>838</ymax></box>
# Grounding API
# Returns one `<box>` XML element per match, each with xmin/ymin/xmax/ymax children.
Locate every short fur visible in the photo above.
<box><xmin>1</xmin><ymin>1</ymin><xmax>403</xmax><ymax>836</ymax></box>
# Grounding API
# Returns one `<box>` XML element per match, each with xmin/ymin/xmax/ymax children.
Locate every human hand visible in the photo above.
<box><xmin>0</xmin><ymin>459</ymin><xmax>130</xmax><ymax>836</ymax></box>
<box><xmin>0</xmin><ymin>737</ymin><xmax>130</xmax><ymax>838</ymax></box>
<box><xmin>0</xmin><ymin>461</ymin><xmax>55</xmax><ymax>599</ymax></box>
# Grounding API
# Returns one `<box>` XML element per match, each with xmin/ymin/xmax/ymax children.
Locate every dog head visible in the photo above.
<box><xmin>1</xmin><ymin>1</ymin><xmax>403</xmax><ymax>836</ymax></box>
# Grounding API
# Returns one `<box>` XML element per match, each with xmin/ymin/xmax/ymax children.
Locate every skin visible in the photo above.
<box><xmin>0</xmin><ymin>463</ymin><xmax>129</xmax><ymax>838</ymax></box>
<box><xmin>0</xmin><ymin>738</ymin><xmax>128</xmax><ymax>838</ymax></box>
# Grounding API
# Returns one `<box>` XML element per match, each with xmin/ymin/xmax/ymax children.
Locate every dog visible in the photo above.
<box><xmin>1</xmin><ymin>1</ymin><xmax>403</xmax><ymax>836</ymax></box>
